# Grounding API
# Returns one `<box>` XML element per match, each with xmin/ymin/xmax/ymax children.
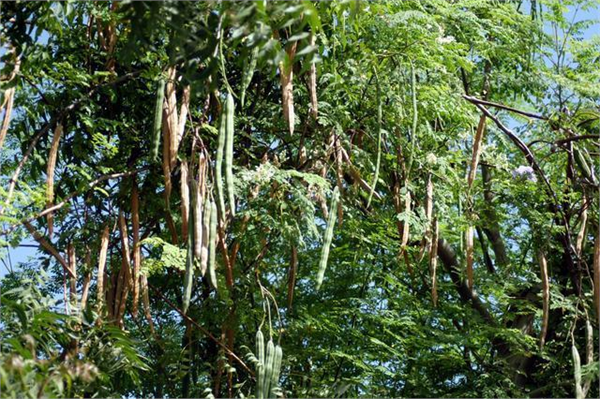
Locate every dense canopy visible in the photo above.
<box><xmin>0</xmin><ymin>1</ymin><xmax>599</xmax><ymax>398</ymax></box>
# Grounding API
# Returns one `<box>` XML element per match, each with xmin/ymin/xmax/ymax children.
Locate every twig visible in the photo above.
<box><xmin>0</xmin><ymin>71</ymin><xmax>142</xmax><ymax>216</ymax></box>
<box><xmin>1</xmin><ymin>167</ymin><xmax>148</xmax><ymax>237</ymax></box>
<box><xmin>471</xmin><ymin>102</ymin><xmax>580</xmax><ymax>290</ymax></box>
<box><xmin>555</xmin><ymin>134</ymin><xmax>600</xmax><ymax>146</ymax></box>
<box><xmin>148</xmin><ymin>283</ymin><xmax>254</xmax><ymax>377</ymax></box>
<box><xmin>22</xmin><ymin>221</ymin><xmax>74</xmax><ymax>279</ymax></box>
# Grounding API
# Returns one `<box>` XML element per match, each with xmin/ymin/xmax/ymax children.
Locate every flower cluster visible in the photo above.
<box><xmin>512</xmin><ymin>165</ymin><xmax>537</xmax><ymax>182</ymax></box>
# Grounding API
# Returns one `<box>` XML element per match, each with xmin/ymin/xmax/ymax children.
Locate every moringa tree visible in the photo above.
<box><xmin>0</xmin><ymin>1</ymin><xmax>598</xmax><ymax>398</ymax></box>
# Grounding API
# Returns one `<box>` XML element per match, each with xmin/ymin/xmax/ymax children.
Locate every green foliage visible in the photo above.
<box><xmin>0</xmin><ymin>0</ymin><xmax>599</xmax><ymax>398</ymax></box>
<box><xmin>0</xmin><ymin>273</ymin><xmax>147</xmax><ymax>398</ymax></box>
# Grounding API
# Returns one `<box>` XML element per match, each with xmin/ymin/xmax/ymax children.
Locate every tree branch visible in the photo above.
<box><xmin>148</xmin><ymin>283</ymin><xmax>254</xmax><ymax>377</ymax></box>
<box><xmin>555</xmin><ymin>134</ymin><xmax>600</xmax><ymax>146</ymax></box>
<box><xmin>463</xmin><ymin>95</ymin><xmax>548</xmax><ymax>120</ymax></box>
<box><xmin>470</xmin><ymin>102</ymin><xmax>580</xmax><ymax>293</ymax></box>
<box><xmin>1</xmin><ymin>167</ymin><xmax>148</xmax><ymax>237</ymax></box>
<box><xmin>436</xmin><ymin>238</ymin><xmax>497</xmax><ymax>326</ymax></box>
<box><xmin>0</xmin><ymin>71</ymin><xmax>142</xmax><ymax>215</ymax></box>
<box><xmin>22</xmin><ymin>221</ymin><xmax>74</xmax><ymax>279</ymax></box>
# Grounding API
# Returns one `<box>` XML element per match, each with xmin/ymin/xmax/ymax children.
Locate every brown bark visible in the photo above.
<box><xmin>23</xmin><ymin>221</ymin><xmax>73</xmax><ymax>278</ymax></box>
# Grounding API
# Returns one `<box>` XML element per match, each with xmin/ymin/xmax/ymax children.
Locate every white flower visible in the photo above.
<box><xmin>255</xmin><ymin>163</ymin><xmax>275</xmax><ymax>183</ymax></box>
<box><xmin>426</xmin><ymin>153</ymin><xmax>438</xmax><ymax>165</ymax></box>
<box><xmin>436</xmin><ymin>36</ymin><xmax>455</xmax><ymax>44</ymax></box>
<box><xmin>512</xmin><ymin>165</ymin><xmax>537</xmax><ymax>182</ymax></box>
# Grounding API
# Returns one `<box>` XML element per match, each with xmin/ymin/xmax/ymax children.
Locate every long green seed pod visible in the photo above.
<box><xmin>574</xmin><ymin>147</ymin><xmax>596</xmax><ymax>184</ymax></box>
<box><xmin>269</xmin><ymin>345</ymin><xmax>283</xmax><ymax>398</ymax></box>
<box><xmin>263</xmin><ymin>339</ymin><xmax>275</xmax><ymax>398</ymax></box>
<box><xmin>407</xmin><ymin>61</ymin><xmax>418</xmax><ymax>175</ymax></box>
<box><xmin>316</xmin><ymin>186</ymin><xmax>340</xmax><ymax>290</ymax></box>
<box><xmin>224</xmin><ymin>92</ymin><xmax>236</xmax><ymax>217</ymax></box>
<box><xmin>240</xmin><ymin>46</ymin><xmax>259</xmax><ymax>108</ymax></box>
<box><xmin>572</xmin><ymin>341</ymin><xmax>583</xmax><ymax>399</ymax></box>
<box><xmin>208</xmin><ymin>200</ymin><xmax>218</xmax><ymax>290</ymax></box>
<box><xmin>256</xmin><ymin>330</ymin><xmax>265</xmax><ymax>399</ymax></box>
<box><xmin>215</xmin><ymin>103</ymin><xmax>227</xmax><ymax>218</ymax></box>
<box><xmin>151</xmin><ymin>78</ymin><xmax>166</xmax><ymax>161</ymax></box>
<box><xmin>581</xmin><ymin>148</ymin><xmax>597</xmax><ymax>184</ymax></box>
<box><xmin>367</xmin><ymin>69</ymin><xmax>381</xmax><ymax>209</ymax></box>
<box><xmin>182</xmin><ymin>187</ymin><xmax>195</xmax><ymax>314</ymax></box>
<box><xmin>583</xmin><ymin>319</ymin><xmax>594</xmax><ymax>396</ymax></box>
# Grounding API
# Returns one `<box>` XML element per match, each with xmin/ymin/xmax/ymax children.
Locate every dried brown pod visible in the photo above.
<box><xmin>97</xmin><ymin>224</ymin><xmax>110</xmax><ymax>311</ymax></box>
<box><xmin>400</xmin><ymin>183</ymin><xmax>411</xmax><ymax>253</ymax></box>
<box><xmin>0</xmin><ymin>50</ymin><xmax>20</xmax><ymax>151</ymax></box>
<box><xmin>80</xmin><ymin>249</ymin><xmax>92</xmax><ymax>310</ymax></box>
<box><xmin>67</xmin><ymin>243</ymin><xmax>78</xmax><ymax>309</ymax></box>
<box><xmin>0</xmin><ymin>87</ymin><xmax>15</xmax><ymax>150</ymax></box>
<box><xmin>115</xmin><ymin>211</ymin><xmax>132</xmax><ymax>327</ymax></box>
<box><xmin>288</xmin><ymin>245</ymin><xmax>298</xmax><ymax>309</ymax></box>
<box><xmin>279</xmin><ymin>41</ymin><xmax>297</xmax><ymax>135</ymax></box>
<box><xmin>575</xmin><ymin>206</ymin><xmax>587</xmax><ymax>256</ymax></box>
<box><xmin>177</xmin><ymin>85</ymin><xmax>191</xmax><ymax>146</ymax></box>
<box><xmin>308</xmin><ymin>33</ymin><xmax>318</xmax><ymax>120</ymax></box>
<box><xmin>190</xmin><ymin>179</ymin><xmax>203</xmax><ymax>263</ymax></box>
<box><xmin>131</xmin><ymin>181</ymin><xmax>141</xmax><ymax>319</ymax></box>
<box><xmin>46</xmin><ymin>123</ymin><xmax>63</xmax><ymax>238</ymax></box>
<box><xmin>200</xmin><ymin>192</ymin><xmax>210</xmax><ymax>276</ymax></box>
<box><xmin>594</xmin><ymin>229</ymin><xmax>600</xmax><ymax>325</ymax></box>
<box><xmin>317</xmin><ymin>193</ymin><xmax>329</xmax><ymax>221</ymax></box>
<box><xmin>425</xmin><ymin>174</ymin><xmax>433</xmax><ymax>221</ymax></box>
<box><xmin>419</xmin><ymin>174</ymin><xmax>434</xmax><ymax>262</ymax></box>
<box><xmin>466</xmin><ymin>226</ymin><xmax>474</xmax><ymax>290</ymax></box>
<box><xmin>181</xmin><ymin>160</ymin><xmax>190</xmax><ymax>243</ymax></box>
<box><xmin>140</xmin><ymin>273</ymin><xmax>156</xmax><ymax>335</ymax></box>
<box><xmin>107</xmin><ymin>271</ymin><xmax>117</xmax><ymax>320</ymax></box>
<box><xmin>467</xmin><ymin>115</ymin><xmax>487</xmax><ymax>189</ymax></box>
<box><xmin>430</xmin><ymin>219</ymin><xmax>439</xmax><ymax>307</ymax></box>
<box><xmin>161</xmin><ymin>100</ymin><xmax>178</xmax><ymax>244</ymax></box>
<box><xmin>193</xmin><ymin>152</ymin><xmax>208</xmax><ymax>266</ymax></box>
<box><xmin>166</xmin><ymin>66</ymin><xmax>179</xmax><ymax>169</ymax></box>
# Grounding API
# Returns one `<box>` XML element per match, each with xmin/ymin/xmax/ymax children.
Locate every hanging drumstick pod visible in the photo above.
<box><xmin>224</xmin><ymin>93</ymin><xmax>236</xmax><ymax>217</ymax></box>
<box><xmin>466</xmin><ymin>225</ymin><xmax>474</xmax><ymax>291</ymax></box>
<box><xmin>181</xmin><ymin>160</ymin><xmax>190</xmax><ymax>243</ymax></box>
<box><xmin>400</xmin><ymin>183</ymin><xmax>411</xmax><ymax>254</ymax></box>
<box><xmin>46</xmin><ymin>123</ymin><xmax>63</xmax><ymax>238</ymax></box>
<box><xmin>131</xmin><ymin>180</ymin><xmax>141</xmax><ymax>318</ymax></box>
<box><xmin>538</xmin><ymin>250</ymin><xmax>550</xmax><ymax>349</ymax></box>
<box><xmin>151</xmin><ymin>78</ymin><xmax>166</xmax><ymax>162</ymax></box>
<box><xmin>97</xmin><ymin>224</ymin><xmax>110</xmax><ymax>312</ymax></box>
<box><xmin>308</xmin><ymin>32</ymin><xmax>318</xmax><ymax>120</ymax></box>
<box><xmin>419</xmin><ymin>174</ymin><xmax>434</xmax><ymax>262</ymax></box>
<box><xmin>430</xmin><ymin>219</ymin><xmax>439</xmax><ymax>307</ymax></box>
